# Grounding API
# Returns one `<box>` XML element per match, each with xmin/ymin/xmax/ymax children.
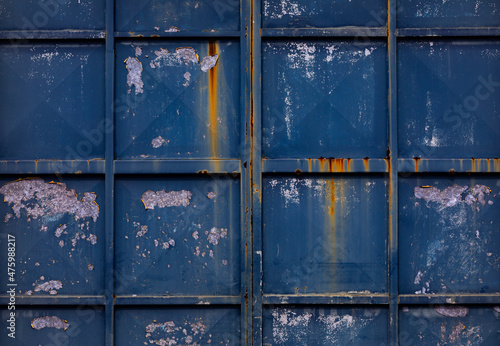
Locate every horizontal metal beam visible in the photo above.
<box><xmin>0</xmin><ymin>295</ymin><xmax>105</xmax><ymax>305</ymax></box>
<box><xmin>263</xmin><ymin>294</ymin><xmax>389</xmax><ymax>305</ymax></box>
<box><xmin>398</xmin><ymin>158</ymin><xmax>500</xmax><ymax>173</ymax></box>
<box><xmin>397</xmin><ymin>27</ymin><xmax>500</xmax><ymax>37</ymax></box>
<box><xmin>0</xmin><ymin>160</ymin><xmax>105</xmax><ymax>174</ymax></box>
<box><xmin>114</xmin><ymin>159</ymin><xmax>241</xmax><ymax>174</ymax></box>
<box><xmin>0</xmin><ymin>30</ymin><xmax>105</xmax><ymax>40</ymax></box>
<box><xmin>399</xmin><ymin>294</ymin><xmax>500</xmax><ymax>305</ymax></box>
<box><xmin>261</xmin><ymin>27</ymin><xmax>387</xmax><ymax>37</ymax></box>
<box><xmin>114</xmin><ymin>295</ymin><xmax>241</xmax><ymax>305</ymax></box>
<box><xmin>114</xmin><ymin>31</ymin><xmax>241</xmax><ymax>38</ymax></box>
<box><xmin>262</xmin><ymin>158</ymin><xmax>388</xmax><ymax>173</ymax></box>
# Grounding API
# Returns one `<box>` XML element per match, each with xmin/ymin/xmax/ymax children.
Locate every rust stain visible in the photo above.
<box><xmin>330</xmin><ymin>159</ymin><xmax>345</xmax><ymax>173</ymax></box>
<box><xmin>414</xmin><ymin>157</ymin><xmax>420</xmax><ymax>172</ymax></box>
<box><xmin>471</xmin><ymin>158</ymin><xmax>476</xmax><ymax>172</ymax></box>
<box><xmin>363</xmin><ymin>157</ymin><xmax>369</xmax><ymax>172</ymax></box>
<box><xmin>307</xmin><ymin>158</ymin><xmax>312</xmax><ymax>172</ymax></box>
<box><xmin>318</xmin><ymin>157</ymin><xmax>326</xmax><ymax>172</ymax></box>
<box><xmin>495</xmin><ymin>158</ymin><xmax>499</xmax><ymax>172</ymax></box>
<box><xmin>459</xmin><ymin>158</ymin><xmax>463</xmax><ymax>172</ymax></box>
<box><xmin>208</xmin><ymin>41</ymin><xmax>219</xmax><ymax>159</ymax></box>
<box><xmin>386</xmin><ymin>158</ymin><xmax>392</xmax><ymax>249</ymax></box>
<box><xmin>346</xmin><ymin>158</ymin><xmax>351</xmax><ymax>172</ymax></box>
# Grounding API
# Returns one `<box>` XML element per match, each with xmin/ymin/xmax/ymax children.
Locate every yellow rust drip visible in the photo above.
<box><xmin>346</xmin><ymin>158</ymin><xmax>351</xmax><ymax>172</ymax></box>
<box><xmin>414</xmin><ymin>157</ymin><xmax>420</xmax><ymax>172</ymax></box>
<box><xmin>208</xmin><ymin>41</ymin><xmax>219</xmax><ymax>159</ymax></box>
<box><xmin>472</xmin><ymin>158</ymin><xmax>476</xmax><ymax>172</ymax></box>
<box><xmin>307</xmin><ymin>158</ymin><xmax>312</xmax><ymax>172</ymax></box>
<box><xmin>363</xmin><ymin>158</ymin><xmax>370</xmax><ymax>172</ymax></box>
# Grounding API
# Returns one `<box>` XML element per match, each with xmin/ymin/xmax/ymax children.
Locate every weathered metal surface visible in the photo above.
<box><xmin>400</xmin><ymin>306</ymin><xmax>500</xmax><ymax>344</ymax></box>
<box><xmin>263</xmin><ymin>175</ymin><xmax>388</xmax><ymax>294</ymax></box>
<box><xmin>399</xmin><ymin>176</ymin><xmax>500</xmax><ymax>294</ymax></box>
<box><xmin>262</xmin><ymin>39</ymin><xmax>388</xmax><ymax>159</ymax></box>
<box><xmin>115</xmin><ymin>40</ymin><xmax>240</xmax><ymax>159</ymax></box>
<box><xmin>262</xmin><ymin>306</ymin><xmax>388</xmax><ymax>345</ymax></box>
<box><xmin>398</xmin><ymin>39</ymin><xmax>500</xmax><ymax>158</ymax></box>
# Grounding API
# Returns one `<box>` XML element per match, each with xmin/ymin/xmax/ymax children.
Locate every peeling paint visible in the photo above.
<box><xmin>192</xmin><ymin>231</ymin><xmax>199</xmax><ymax>240</ymax></box>
<box><xmin>150</xmin><ymin>48</ymin><xmax>183</xmax><ymax>68</ymax></box>
<box><xmin>0</xmin><ymin>178</ymin><xmax>99</xmax><ymax>222</ymax></box>
<box><xmin>272</xmin><ymin>309</ymin><xmax>312</xmax><ymax>344</ymax></box>
<box><xmin>87</xmin><ymin>233</ymin><xmax>97</xmax><ymax>245</ymax></box>
<box><xmin>145</xmin><ymin>319</ymin><xmax>208</xmax><ymax>346</ymax></box>
<box><xmin>34</xmin><ymin>280</ymin><xmax>63</xmax><ymax>294</ymax></box>
<box><xmin>176</xmin><ymin>47</ymin><xmax>198</xmax><ymax>64</ymax></box>
<box><xmin>449</xmin><ymin>322</ymin><xmax>465</xmax><ymax>342</ymax></box>
<box><xmin>414</xmin><ymin>184</ymin><xmax>468</xmax><ymax>208</ymax></box>
<box><xmin>141</xmin><ymin>190</ymin><xmax>192</xmax><ymax>209</ymax></box>
<box><xmin>4</xmin><ymin>213</ymin><xmax>12</xmax><ymax>222</ymax></box>
<box><xmin>494</xmin><ymin>306</ymin><xmax>500</xmax><ymax>313</ymax></box>
<box><xmin>135</xmin><ymin>47</ymin><xmax>142</xmax><ymax>57</ymax></box>
<box><xmin>206</xmin><ymin>227</ymin><xmax>227</xmax><ymax>245</ymax></box>
<box><xmin>55</xmin><ymin>224</ymin><xmax>67</xmax><ymax>237</ymax></box>
<box><xmin>200</xmin><ymin>54</ymin><xmax>218</xmax><ymax>72</ymax></box>
<box><xmin>31</xmin><ymin>316</ymin><xmax>69</xmax><ymax>330</ymax></box>
<box><xmin>207</xmin><ymin>191</ymin><xmax>216</xmax><ymax>199</ymax></box>
<box><xmin>434</xmin><ymin>305</ymin><xmax>469</xmax><ymax>317</ymax></box>
<box><xmin>414</xmin><ymin>270</ymin><xmax>424</xmax><ymax>284</ymax></box>
<box><xmin>151</xmin><ymin>135</ymin><xmax>169</xmax><ymax>148</ymax></box>
<box><xmin>125</xmin><ymin>57</ymin><xmax>144</xmax><ymax>94</ymax></box>
<box><xmin>39</xmin><ymin>225</ymin><xmax>48</xmax><ymax>232</ymax></box>
<box><xmin>183</xmin><ymin>71</ymin><xmax>191</xmax><ymax>87</ymax></box>
<box><xmin>136</xmin><ymin>225</ymin><xmax>148</xmax><ymax>237</ymax></box>
<box><xmin>165</xmin><ymin>26</ymin><xmax>179</xmax><ymax>32</ymax></box>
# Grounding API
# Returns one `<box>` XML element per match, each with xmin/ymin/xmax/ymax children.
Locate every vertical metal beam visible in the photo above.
<box><xmin>251</xmin><ymin>0</ymin><xmax>263</xmax><ymax>344</ymax></box>
<box><xmin>105</xmin><ymin>1</ymin><xmax>115</xmax><ymax>345</ymax></box>
<box><xmin>241</xmin><ymin>0</ymin><xmax>253</xmax><ymax>344</ymax></box>
<box><xmin>388</xmin><ymin>0</ymin><xmax>399</xmax><ymax>345</ymax></box>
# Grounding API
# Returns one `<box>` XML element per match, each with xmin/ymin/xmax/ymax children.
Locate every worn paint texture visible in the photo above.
<box><xmin>34</xmin><ymin>280</ymin><xmax>63</xmax><ymax>295</ymax></box>
<box><xmin>200</xmin><ymin>54</ymin><xmax>218</xmax><ymax>72</ymax></box>
<box><xmin>145</xmin><ymin>319</ymin><xmax>208</xmax><ymax>345</ymax></box>
<box><xmin>125</xmin><ymin>57</ymin><xmax>144</xmax><ymax>94</ymax></box>
<box><xmin>31</xmin><ymin>316</ymin><xmax>69</xmax><ymax>330</ymax></box>
<box><xmin>141</xmin><ymin>190</ymin><xmax>192</xmax><ymax>209</ymax></box>
<box><xmin>151</xmin><ymin>136</ymin><xmax>169</xmax><ymax>148</ymax></box>
<box><xmin>434</xmin><ymin>305</ymin><xmax>469</xmax><ymax>318</ymax></box>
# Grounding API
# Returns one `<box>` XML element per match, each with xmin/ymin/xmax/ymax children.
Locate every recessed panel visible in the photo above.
<box><xmin>399</xmin><ymin>175</ymin><xmax>500</xmax><ymax>294</ymax></box>
<box><xmin>263</xmin><ymin>175</ymin><xmax>388</xmax><ymax>294</ymax></box>
<box><xmin>398</xmin><ymin>39</ymin><xmax>500</xmax><ymax>158</ymax></box>
<box><xmin>115</xmin><ymin>176</ymin><xmax>240</xmax><ymax>295</ymax></box>
<box><xmin>115</xmin><ymin>40</ymin><xmax>240</xmax><ymax>159</ymax></box>
<box><xmin>263</xmin><ymin>40</ymin><xmax>388</xmax><ymax>159</ymax></box>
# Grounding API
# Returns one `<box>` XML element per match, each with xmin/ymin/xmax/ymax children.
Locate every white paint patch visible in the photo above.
<box><xmin>125</xmin><ymin>57</ymin><xmax>144</xmax><ymax>94</ymax></box>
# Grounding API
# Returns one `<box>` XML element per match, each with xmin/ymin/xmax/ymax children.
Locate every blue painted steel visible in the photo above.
<box><xmin>0</xmin><ymin>43</ymin><xmax>105</xmax><ymax>160</ymax></box>
<box><xmin>398</xmin><ymin>39</ymin><xmax>500</xmax><ymax>159</ymax></box>
<box><xmin>262</xmin><ymin>39</ymin><xmax>388</xmax><ymax>159</ymax></box>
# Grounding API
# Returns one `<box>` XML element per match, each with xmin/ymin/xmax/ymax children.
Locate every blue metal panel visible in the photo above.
<box><xmin>115</xmin><ymin>175</ymin><xmax>240</xmax><ymax>295</ymax></box>
<box><xmin>398</xmin><ymin>39</ymin><xmax>500</xmax><ymax>159</ymax></box>
<box><xmin>0</xmin><ymin>306</ymin><xmax>105</xmax><ymax>344</ymax></box>
<box><xmin>263</xmin><ymin>174</ymin><xmax>388</xmax><ymax>294</ymax></box>
<box><xmin>0</xmin><ymin>0</ymin><xmax>105</xmax><ymax>30</ymax></box>
<box><xmin>399</xmin><ymin>175</ymin><xmax>500</xmax><ymax>294</ymax></box>
<box><xmin>263</xmin><ymin>306</ymin><xmax>388</xmax><ymax>345</ymax></box>
<box><xmin>115</xmin><ymin>40</ymin><xmax>240</xmax><ymax>159</ymax></box>
<box><xmin>115</xmin><ymin>0</ymin><xmax>240</xmax><ymax>32</ymax></box>
<box><xmin>0</xmin><ymin>42</ymin><xmax>105</xmax><ymax>160</ymax></box>
<box><xmin>115</xmin><ymin>307</ymin><xmax>241</xmax><ymax>345</ymax></box>
<box><xmin>0</xmin><ymin>175</ymin><xmax>105</xmax><ymax>295</ymax></box>
<box><xmin>262</xmin><ymin>39</ymin><xmax>388</xmax><ymax>159</ymax></box>
<box><xmin>398</xmin><ymin>0</ymin><xmax>500</xmax><ymax>28</ymax></box>
<box><xmin>399</xmin><ymin>305</ymin><xmax>500</xmax><ymax>344</ymax></box>
<box><xmin>262</xmin><ymin>0</ymin><xmax>387</xmax><ymax>28</ymax></box>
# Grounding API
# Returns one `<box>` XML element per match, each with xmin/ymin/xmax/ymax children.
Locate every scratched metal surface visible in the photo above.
<box><xmin>397</xmin><ymin>0</ymin><xmax>500</xmax><ymax>28</ymax></box>
<box><xmin>115</xmin><ymin>0</ymin><xmax>240</xmax><ymax>32</ymax></box>
<box><xmin>263</xmin><ymin>174</ymin><xmax>388</xmax><ymax>294</ymax></box>
<box><xmin>0</xmin><ymin>175</ymin><xmax>105</xmax><ymax>295</ymax></box>
<box><xmin>115</xmin><ymin>40</ymin><xmax>240</xmax><ymax>159</ymax></box>
<box><xmin>0</xmin><ymin>306</ymin><xmax>105</xmax><ymax>344</ymax></box>
<box><xmin>262</xmin><ymin>306</ymin><xmax>388</xmax><ymax>345</ymax></box>
<box><xmin>399</xmin><ymin>305</ymin><xmax>500</xmax><ymax>344</ymax></box>
<box><xmin>262</xmin><ymin>0</ymin><xmax>386</xmax><ymax>28</ymax></box>
<box><xmin>114</xmin><ymin>176</ymin><xmax>240</xmax><ymax>295</ymax></box>
<box><xmin>0</xmin><ymin>42</ymin><xmax>105</xmax><ymax>160</ymax></box>
<box><xmin>262</xmin><ymin>39</ymin><xmax>388</xmax><ymax>159</ymax></box>
<box><xmin>115</xmin><ymin>307</ymin><xmax>241</xmax><ymax>345</ymax></box>
<box><xmin>398</xmin><ymin>39</ymin><xmax>500</xmax><ymax>159</ymax></box>
<box><xmin>0</xmin><ymin>0</ymin><xmax>105</xmax><ymax>30</ymax></box>
<box><xmin>399</xmin><ymin>175</ymin><xmax>500</xmax><ymax>294</ymax></box>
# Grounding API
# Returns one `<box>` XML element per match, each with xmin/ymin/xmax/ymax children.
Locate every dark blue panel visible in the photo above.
<box><xmin>263</xmin><ymin>306</ymin><xmax>388</xmax><ymax>345</ymax></box>
<box><xmin>0</xmin><ymin>43</ymin><xmax>105</xmax><ymax>160</ymax></box>
<box><xmin>399</xmin><ymin>305</ymin><xmax>500</xmax><ymax>344</ymax></box>
<box><xmin>398</xmin><ymin>39</ymin><xmax>500</xmax><ymax>158</ymax></box>
<box><xmin>262</xmin><ymin>0</ymin><xmax>387</xmax><ymax>28</ymax></box>
<box><xmin>0</xmin><ymin>0</ymin><xmax>105</xmax><ymax>30</ymax></box>
<box><xmin>399</xmin><ymin>175</ymin><xmax>500</xmax><ymax>294</ymax></box>
<box><xmin>115</xmin><ymin>176</ymin><xmax>240</xmax><ymax>295</ymax></box>
<box><xmin>263</xmin><ymin>175</ymin><xmax>388</xmax><ymax>294</ymax></box>
<box><xmin>115</xmin><ymin>40</ymin><xmax>240</xmax><ymax>159</ymax></box>
<box><xmin>398</xmin><ymin>0</ymin><xmax>500</xmax><ymax>28</ymax></box>
<box><xmin>263</xmin><ymin>40</ymin><xmax>388</xmax><ymax>159</ymax></box>
<box><xmin>0</xmin><ymin>306</ymin><xmax>105</xmax><ymax>345</ymax></box>
<box><xmin>115</xmin><ymin>0</ymin><xmax>239</xmax><ymax>32</ymax></box>
<box><xmin>0</xmin><ymin>176</ymin><xmax>105</xmax><ymax>295</ymax></box>
<box><xmin>115</xmin><ymin>307</ymin><xmax>241</xmax><ymax>345</ymax></box>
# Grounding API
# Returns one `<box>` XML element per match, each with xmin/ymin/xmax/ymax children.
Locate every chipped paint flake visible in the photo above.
<box><xmin>200</xmin><ymin>54</ymin><xmax>218</xmax><ymax>72</ymax></box>
<box><xmin>434</xmin><ymin>305</ymin><xmax>469</xmax><ymax>317</ymax></box>
<box><xmin>34</xmin><ymin>280</ymin><xmax>63</xmax><ymax>294</ymax></box>
<box><xmin>414</xmin><ymin>270</ymin><xmax>424</xmax><ymax>285</ymax></box>
<box><xmin>272</xmin><ymin>309</ymin><xmax>312</xmax><ymax>344</ymax></box>
<box><xmin>176</xmin><ymin>47</ymin><xmax>198</xmax><ymax>64</ymax></box>
<box><xmin>207</xmin><ymin>191</ymin><xmax>216</xmax><ymax>199</ymax></box>
<box><xmin>0</xmin><ymin>178</ymin><xmax>99</xmax><ymax>222</ymax></box>
<box><xmin>142</xmin><ymin>190</ymin><xmax>192</xmax><ymax>209</ymax></box>
<box><xmin>183</xmin><ymin>71</ymin><xmax>191</xmax><ymax>87</ymax></box>
<box><xmin>150</xmin><ymin>48</ymin><xmax>183</xmax><ymax>68</ymax></box>
<box><xmin>494</xmin><ymin>306</ymin><xmax>500</xmax><ymax>313</ymax></box>
<box><xmin>152</xmin><ymin>135</ymin><xmax>169</xmax><ymax>148</ymax></box>
<box><xmin>265</xmin><ymin>0</ymin><xmax>305</xmax><ymax>19</ymax></box>
<box><xmin>165</xmin><ymin>26</ymin><xmax>179</xmax><ymax>32</ymax></box>
<box><xmin>135</xmin><ymin>47</ymin><xmax>142</xmax><ymax>57</ymax></box>
<box><xmin>55</xmin><ymin>224</ymin><xmax>67</xmax><ymax>237</ymax></box>
<box><xmin>192</xmin><ymin>231</ymin><xmax>199</xmax><ymax>240</ymax></box>
<box><xmin>207</xmin><ymin>227</ymin><xmax>227</xmax><ymax>245</ymax></box>
<box><xmin>4</xmin><ymin>213</ymin><xmax>12</xmax><ymax>222</ymax></box>
<box><xmin>414</xmin><ymin>184</ymin><xmax>468</xmax><ymax>208</ymax></box>
<box><xmin>136</xmin><ymin>225</ymin><xmax>148</xmax><ymax>237</ymax></box>
<box><xmin>31</xmin><ymin>316</ymin><xmax>69</xmax><ymax>330</ymax></box>
<box><xmin>125</xmin><ymin>57</ymin><xmax>144</xmax><ymax>94</ymax></box>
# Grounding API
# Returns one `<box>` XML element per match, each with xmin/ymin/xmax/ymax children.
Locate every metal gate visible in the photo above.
<box><xmin>1</xmin><ymin>0</ymin><xmax>499</xmax><ymax>345</ymax></box>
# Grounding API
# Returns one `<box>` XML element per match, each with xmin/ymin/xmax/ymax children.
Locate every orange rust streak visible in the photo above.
<box><xmin>414</xmin><ymin>157</ymin><xmax>420</xmax><ymax>172</ymax></box>
<box><xmin>318</xmin><ymin>158</ymin><xmax>325</xmax><ymax>172</ymax></box>
<box><xmin>472</xmin><ymin>158</ymin><xmax>476</xmax><ymax>172</ymax></box>
<box><xmin>347</xmin><ymin>158</ymin><xmax>351</xmax><ymax>172</ymax></box>
<box><xmin>496</xmin><ymin>158</ymin><xmax>499</xmax><ymax>172</ymax></box>
<box><xmin>208</xmin><ymin>41</ymin><xmax>218</xmax><ymax>159</ymax></box>
<box><xmin>363</xmin><ymin>158</ymin><xmax>369</xmax><ymax>172</ymax></box>
<box><xmin>307</xmin><ymin>158</ymin><xmax>312</xmax><ymax>172</ymax></box>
